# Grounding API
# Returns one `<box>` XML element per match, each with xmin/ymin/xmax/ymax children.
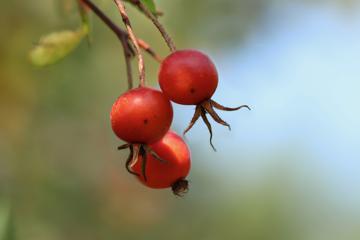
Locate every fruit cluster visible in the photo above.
<box><xmin>32</xmin><ymin>0</ymin><xmax>250</xmax><ymax>196</ymax></box>
<box><xmin>111</xmin><ymin>50</ymin><xmax>250</xmax><ymax>196</ymax></box>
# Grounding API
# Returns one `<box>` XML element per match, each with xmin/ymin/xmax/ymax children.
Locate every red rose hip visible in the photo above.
<box><xmin>159</xmin><ymin>49</ymin><xmax>218</xmax><ymax>105</ymax></box>
<box><xmin>158</xmin><ymin>49</ymin><xmax>250</xmax><ymax>151</ymax></box>
<box><xmin>110</xmin><ymin>87</ymin><xmax>173</xmax><ymax>144</ymax></box>
<box><xmin>131</xmin><ymin>130</ymin><xmax>191</xmax><ymax>195</ymax></box>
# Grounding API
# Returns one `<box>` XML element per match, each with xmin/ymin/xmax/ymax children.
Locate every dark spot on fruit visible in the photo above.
<box><xmin>143</xmin><ymin>119</ymin><xmax>149</xmax><ymax>124</ymax></box>
<box><xmin>190</xmin><ymin>88</ymin><xmax>196</xmax><ymax>94</ymax></box>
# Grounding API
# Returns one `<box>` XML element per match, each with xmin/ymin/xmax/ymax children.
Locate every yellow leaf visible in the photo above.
<box><xmin>29</xmin><ymin>28</ymin><xmax>86</xmax><ymax>67</ymax></box>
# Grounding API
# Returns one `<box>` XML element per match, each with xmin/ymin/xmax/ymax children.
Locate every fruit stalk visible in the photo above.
<box><xmin>129</xmin><ymin>0</ymin><xmax>176</xmax><ymax>52</ymax></box>
<box><xmin>80</xmin><ymin>0</ymin><xmax>161</xmax><ymax>88</ymax></box>
<box><xmin>114</xmin><ymin>0</ymin><xmax>146</xmax><ymax>87</ymax></box>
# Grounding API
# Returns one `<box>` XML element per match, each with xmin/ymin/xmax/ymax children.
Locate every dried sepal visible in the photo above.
<box><xmin>183</xmin><ymin>105</ymin><xmax>202</xmax><ymax>135</ymax></box>
<box><xmin>143</xmin><ymin>145</ymin><xmax>167</xmax><ymax>163</ymax></box>
<box><xmin>125</xmin><ymin>145</ymin><xmax>139</xmax><ymax>176</ymax></box>
<box><xmin>210</xmin><ymin>99</ymin><xmax>251</xmax><ymax>111</ymax></box>
<box><xmin>182</xmin><ymin>99</ymin><xmax>250</xmax><ymax>151</ymax></box>
<box><xmin>117</xmin><ymin>143</ymin><xmax>130</xmax><ymax>150</ymax></box>
<box><xmin>200</xmin><ymin>108</ymin><xmax>216</xmax><ymax>151</ymax></box>
<box><xmin>139</xmin><ymin>146</ymin><xmax>148</xmax><ymax>181</ymax></box>
<box><xmin>171</xmin><ymin>179</ymin><xmax>189</xmax><ymax>197</ymax></box>
<box><xmin>117</xmin><ymin>143</ymin><xmax>169</xmax><ymax>182</ymax></box>
<box><xmin>202</xmin><ymin>101</ymin><xmax>231</xmax><ymax>130</ymax></box>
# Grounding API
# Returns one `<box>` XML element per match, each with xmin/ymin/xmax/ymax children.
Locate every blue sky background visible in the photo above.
<box><xmin>172</xmin><ymin>2</ymin><xmax>360</xmax><ymax>211</ymax></box>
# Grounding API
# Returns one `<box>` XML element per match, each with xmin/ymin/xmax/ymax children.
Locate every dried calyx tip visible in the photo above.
<box><xmin>171</xmin><ymin>179</ymin><xmax>189</xmax><ymax>197</ymax></box>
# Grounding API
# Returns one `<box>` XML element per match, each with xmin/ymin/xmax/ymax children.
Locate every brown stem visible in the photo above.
<box><xmin>80</xmin><ymin>0</ymin><xmax>158</xmax><ymax>57</ymax></box>
<box><xmin>138</xmin><ymin>39</ymin><xmax>161</xmax><ymax>63</ymax></box>
<box><xmin>124</xmin><ymin>52</ymin><xmax>133</xmax><ymax>89</ymax></box>
<box><xmin>114</xmin><ymin>0</ymin><xmax>146</xmax><ymax>87</ymax></box>
<box><xmin>80</xmin><ymin>0</ymin><xmax>124</xmax><ymax>40</ymax></box>
<box><xmin>79</xmin><ymin>0</ymin><xmax>160</xmax><ymax>88</ymax></box>
<box><xmin>80</xmin><ymin>0</ymin><xmax>134</xmax><ymax>88</ymax></box>
<box><xmin>137</xmin><ymin>38</ymin><xmax>162</xmax><ymax>62</ymax></box>
<box><xmin>131</xmin><ymin>0</ymin><xmax>176</xmax><ymax>52</ymax></box>
<box><xmin>118</xmin><ymin>35</ymin><xmax>134</xmax><ymax>89</ymax></box>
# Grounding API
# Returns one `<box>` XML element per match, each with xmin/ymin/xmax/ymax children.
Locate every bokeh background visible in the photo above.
<box><xmin>1</xmin><ymin>0</ymin><xmax>360</xmax><ymax>239</ymax></box>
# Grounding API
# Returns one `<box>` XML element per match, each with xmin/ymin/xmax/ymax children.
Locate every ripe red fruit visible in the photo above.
<box><xmin>110</xmin><ymin>87</ymin><xmax>173</xmax><ymax>144</ymax></box>
<box><xmin>158</xmin><ymin>49</ymin><xmax>250</xmax><ymax>150</ymax></box>
<box><xmin>158</xmin><ymin>49</ymin><xmax>218</xmax><ymax>105</ymax></box>
<box><xmin>131</xmin><ymin>130</ymin><xmax>191</xmax><ymax>196</ymax></box>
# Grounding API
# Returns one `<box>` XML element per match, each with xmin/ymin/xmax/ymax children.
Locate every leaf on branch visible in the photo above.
<box><xmin>0</xmin><ymin>199</ymin><xmax>14</xmax><ymax>240</ymax></box>
<box><xmin>55</xmin><ymin>0</ymin><xmax>76</xmax><ymax>17</ymax></box>
<box><xmin>141</xmin><ymin>0</ymin><xmax>157</xmax><ymax>15</ymax></box>
<box><xmin>125</xmin><ymin>0</ymin><xmax>162</xmax><ymax>17</ymax></box>
<box><xmin>78</xmin><ymin>0</ymin><xmax>92</xmax><ymax>44</ymax></box>
<box><xmin>29</xmin><ymin>28</ymin><xmax>87</xmax><ymax>67</ymax></box>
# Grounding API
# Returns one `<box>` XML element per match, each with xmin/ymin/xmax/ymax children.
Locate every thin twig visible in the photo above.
<box><xmin>80</xmin><ymin>0</ymin><xmax>160</xmax><ymax>57</ymax></box>
<box><xmin>79</xmin><ymin>0</ymin><xmax>161</xmax><ymax>86</ymax></box>
<box><xmin>118</xmin><ymin>34</ymin><xmax>134</xmax><ymax>89</ymax></box>
<box><xmin>137</xmin><ymin>38</ymin><xmax>162</xmax><ymax>62</ymax></box>
<box><xmin>119</xmin><ymin>35</ymin><xmax>134</xmax><ymax>89</ymax></box>
<box><xmin>130</xmin><ymin>0</ymin><xmax>176</xmax><ymax>52</ymax></box>
<box><xmin>114</xmin><ymin>0</ymin><xmax>146</xmax><ymax>87</ymax></box>
<box><xmin>80</xmin><ymin>0</ymin><xmax>134</xmax><ymax>88</ymax></box>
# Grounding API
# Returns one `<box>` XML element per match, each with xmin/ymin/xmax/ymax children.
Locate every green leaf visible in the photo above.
<box><xmin>141</xmin><ymin>0</ymin><xmax>157</xmax><ymax>15</ymax></box>
<box><xmin>29</xmin><ymin>28</ymin><xmax>87</xmax><ymax>67</ymax></box>
<box><xmin>78</xmin><ymin>0</ymin><xmax>92</xmax><ymax>44</ymax></box>
<box><xmin>0</xmin><ymin>199</ymin><xmax>14</xmax><ymax>240</ymax></box>
<box><xmin>55</xmin><ymin>0</ymin><xmax>76</xmax><ymax>18</ymax></box>
<box><xmin>125</xmin><ymin>0</ymin><xmax>160</xmax><ymax>16</ymax></box>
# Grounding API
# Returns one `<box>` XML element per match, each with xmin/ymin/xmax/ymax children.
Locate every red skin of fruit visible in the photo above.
<box><xmin>110</xmin><ymin>87</ymin><xmax>173</xmax><ymax>144</ymax></box>
<box><xmin>158</xmin><ymin>49</ymin><xmax>218</xmax><ymax>105</ymax></box>
<box><xmin>132</xmin><ymin>131</ymin><xmax>191</xmax><ymax>189</ymax></box>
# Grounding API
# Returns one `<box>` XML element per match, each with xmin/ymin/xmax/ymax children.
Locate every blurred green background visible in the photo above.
<box><xmin>1</xmin><ymin>0</ymin><xmax>360</xmax><ymax>239</ymax></box>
